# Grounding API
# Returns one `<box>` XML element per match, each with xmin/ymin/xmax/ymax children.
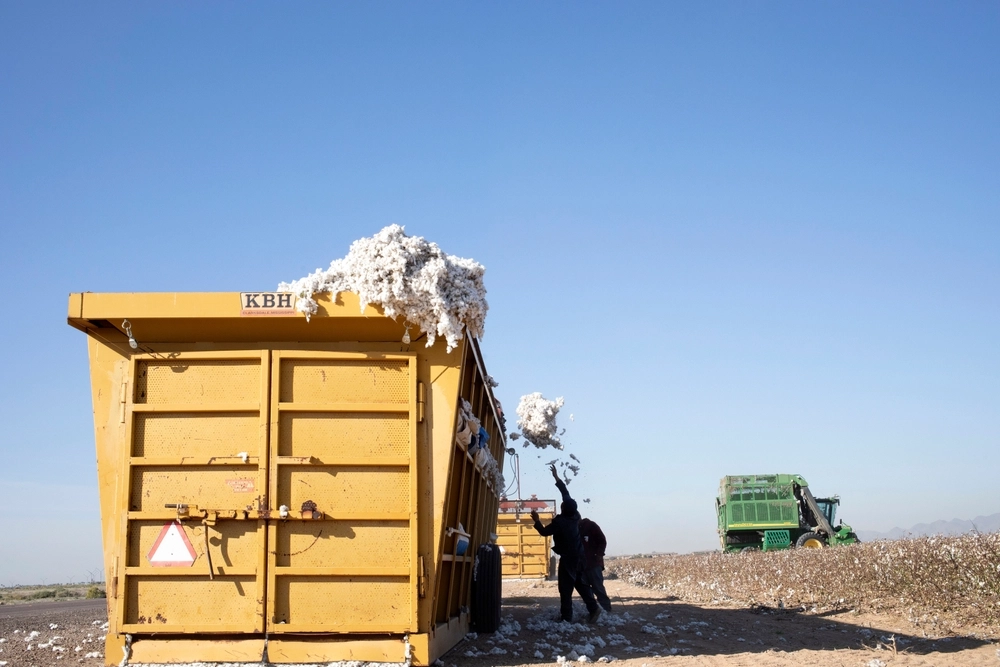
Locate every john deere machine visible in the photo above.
<box><xmin>717</xmin><ymin>474</ymin><xmax>859</xmax><ymax>552</ymax></box>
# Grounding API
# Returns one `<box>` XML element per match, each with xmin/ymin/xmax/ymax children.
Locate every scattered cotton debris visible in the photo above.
<box><xmin>278</xmin><ymin>225</ymin><xmax>488</xmax><ymax>353</ymax></box>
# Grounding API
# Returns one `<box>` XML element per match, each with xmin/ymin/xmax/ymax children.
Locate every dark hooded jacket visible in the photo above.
<box><xmin>579</xmin><ymin>518</ymin><xmax>607</xmax><ymax>570</ymax></box>
<box><xmin>532</xmin><ymin>478</ymin><xmax>584</xmax><ymax>567</ymax></box>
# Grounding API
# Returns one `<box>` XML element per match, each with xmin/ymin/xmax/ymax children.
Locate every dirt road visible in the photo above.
<box><xmin>0</xmin><ymin>599</ymin><xmax>105</xmax><ymax>620</ymax></box>
<box><xmin>0</xmin><ymin>580</ymin><xmax>995</xmax><ymax>666</ymax></box>
<box><xmin>455</xmin><ymin>578</ymin><xmax>997</xmax><ymax>667</ymax></box>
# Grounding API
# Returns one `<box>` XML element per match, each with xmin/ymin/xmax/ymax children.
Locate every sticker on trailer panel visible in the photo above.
<box><xmin>147</xmin><ymin>522</ymin><xmax>197</xmax><ymax>567</ymax></box>
<box><xmin>226</xmin><ymin>478</ymin><xmax>255</xmax><ymax>493</ymax></box>
<box><xmin>240</xmin><ymin>292</ymin><xmax>297</xmax><ymax>316</ymax></box>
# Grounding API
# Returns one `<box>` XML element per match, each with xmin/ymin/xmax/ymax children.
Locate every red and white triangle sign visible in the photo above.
<box><xmin>147</xmin><ymin>522</ymin><xmax>198</xmax><ymax>567</ymax></box>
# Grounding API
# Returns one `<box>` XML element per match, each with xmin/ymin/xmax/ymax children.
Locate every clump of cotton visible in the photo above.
<box><xmin>278</xmin><ymin>225</ymin><xmax>488</xmax><ymax>353</ymax></box>
<box><xmin>515</xmin><ymin>393</ymin><xmax>565</xmax><ymax>450</ymax></box>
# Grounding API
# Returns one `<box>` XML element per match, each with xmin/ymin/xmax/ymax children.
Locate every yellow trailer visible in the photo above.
<box><xmin>496</xmin><ymin>498</ymin><xmax>555</xmax><ymax>579</ymax></box>
<box><xmin>68</xmin><ymin>290</ymin><xmax>506</xmax><ymax>666</ymax></box>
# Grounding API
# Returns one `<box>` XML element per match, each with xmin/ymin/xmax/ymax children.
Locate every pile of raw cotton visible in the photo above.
<box><xmin>511</xmin><ymin>393</ymin><xmax>586</xmax><ymax>484</ymax></box>
<box><xmin>513</xmin><ymin>393</ymin><xmax>565</xmax><ymax>450</ymax></box>
<box><xmin>278</xmin><ymin>225</ymin><xmax>488</xmax><ymax>353</ymax></box>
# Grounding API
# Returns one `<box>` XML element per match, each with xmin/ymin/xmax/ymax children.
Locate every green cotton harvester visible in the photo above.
<box><xmin>716</xmin><ymin>474</ymin><xmax>859</xmax><ymax>552</ymax></box>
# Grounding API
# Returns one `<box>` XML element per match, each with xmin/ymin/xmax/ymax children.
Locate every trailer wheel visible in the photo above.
<box><xmin>796</xmin><ymin>532</ymin><xmax>827</xmax><ymax>549</ymax></box>
<box><xmin>471</xmin><ymin>544</ymin><xmax>502</xmax><ymax>633</ymax></box>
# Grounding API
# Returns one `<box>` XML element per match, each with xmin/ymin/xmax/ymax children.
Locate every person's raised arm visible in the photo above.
<box><xmin>550</xmin><ymin>463</ymin><xmax>573</xmax><ymax>504</ymax></box>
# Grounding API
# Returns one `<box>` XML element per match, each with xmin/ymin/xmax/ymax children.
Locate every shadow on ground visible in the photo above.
<box><xmin>450</xmin><ymin>591</ymin><xmax>990</xmax><ymax>665</ymax></box>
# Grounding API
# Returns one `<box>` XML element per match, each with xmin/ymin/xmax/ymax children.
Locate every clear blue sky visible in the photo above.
<box><xmin>1</xmin><ymin>2</ymin><xmax>997</xmax><ymax>584</ymax></box>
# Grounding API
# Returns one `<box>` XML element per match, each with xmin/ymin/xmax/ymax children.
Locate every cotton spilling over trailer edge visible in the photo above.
<box><xmin>67</xmin><ymin>290</ymin><xmax>507</xmax><ymax>666</ymax></box>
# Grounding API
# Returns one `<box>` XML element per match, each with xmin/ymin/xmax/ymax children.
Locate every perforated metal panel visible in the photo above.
<box><xmin>267</xmin><ymin>351</ymin><xmax>418</xmax><ymax>634</ymax></box>
<box><xmin>275</xmin><ymin>466</ymin><xmax>410</xmax><ymax>515</ymax></box>
<box><xmin>125</xmin><ymin>576</ymin><xmax>258</xmax><ymax>629</ymax></box>
<box><xmin>134</xmin><ymin>413</ymin><xmax>259</xmax><ymax>458</ymax></box>
<box><xmin>136</xmin><ymin>359</ymin><xmax>260</xmax><ymax>404</ymax></box>
<box><xmin>130</xmin><ymin>466</ymin><xmax>262</xmax><ymax>511</ymax></box>
<box><xmin>277</xmin><ymin>412</ymin><xmax>409</xmax><ymax>458</ymax></box>
<box><xmin>273</xmin><ymin>521</ymin><xmax>410</xmax><ymax>568</ymax></box>
<box><xmin>273</xmin><ymin>577</ymin><xmax>411</xmax><ymax>629</ymax></box>
<box><xmin>279</xmin><ymin>358</ymin><xmax>409</xmax><ymax>404</ymax></box>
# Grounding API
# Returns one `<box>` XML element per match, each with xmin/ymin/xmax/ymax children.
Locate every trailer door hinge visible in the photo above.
<box><xmin>119</xmin><ymin>380</ymin><xmax>128</xmax><ymax>424</ymax></box>
<box><xmin>417</xmin><ymin>555</ymin><xmax>427</xmax><ymax>598</ymax></box>
<box><xmin>417</xmin><ymin>382</ymin><xmax>426</xmax><ymax>423</ymax></box>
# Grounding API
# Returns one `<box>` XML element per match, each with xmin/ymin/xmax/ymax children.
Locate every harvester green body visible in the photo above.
<box><xmin>716</xmin><ymin>474</ymin><xmax>858</xmax><ymax>552</ymax></box>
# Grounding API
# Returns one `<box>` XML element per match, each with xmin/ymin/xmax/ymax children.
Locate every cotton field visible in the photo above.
<box><xmin>607</xmin><ymin>532</ymin><xmax>1000</xmax><ymax>632</ymax></box>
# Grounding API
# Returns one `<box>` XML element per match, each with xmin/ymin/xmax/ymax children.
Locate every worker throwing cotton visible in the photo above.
<box><xmin>530</xmin><ymin>464</ymin><xmax>601</xmax><ymax>623</ymax></box>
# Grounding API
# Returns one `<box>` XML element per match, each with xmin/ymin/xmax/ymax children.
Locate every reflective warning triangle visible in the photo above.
<box><xmin>147</xmin><ymin>522</ymin><xmax>198</xmax><ymax>567</ymax></box>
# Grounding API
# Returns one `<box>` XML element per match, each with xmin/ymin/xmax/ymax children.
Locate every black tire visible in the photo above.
<box><xmin>471</xmin><ymin>544</ymin><xmax>502</xmax><ymax>633</ymax></box>
<box><xmin>796</xmin><ymin>532</ymin><xmax>827</xmax><ymax>549</ymax></box>
<box><xmin>741</xmin><ymin>546</ymin><xmax>759</xmax><ymax>553</ymax></box>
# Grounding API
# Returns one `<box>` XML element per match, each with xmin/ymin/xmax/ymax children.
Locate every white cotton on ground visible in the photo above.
<box><xmin>278</xmin><ymin>225</ymin><xmax>488</xmax><ymax>353</ymax></box>
<box><xmin>515</xmin><ymin>393</ymin><xmax>565</xmax><ymax>449</ymax></box>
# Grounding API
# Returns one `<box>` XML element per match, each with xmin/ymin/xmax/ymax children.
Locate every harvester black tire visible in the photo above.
<box><xmin>471</xmin><ymin>544</ymin><xmax>502</xmax><ymax>633</ymax></box>
<box><xmin>796</xmin><ymin>532</ymin><xmax>827</xmax><ymax>549</ymax></box>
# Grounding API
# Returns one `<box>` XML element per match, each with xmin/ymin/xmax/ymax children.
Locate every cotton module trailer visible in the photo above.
<box><xmin>496</xmin><ymin>498</ymin><xmax>556</xmax><ymax>579</ymax></box>
<box><xmin>68</xmin><ymin>291</ymin><xmax>506</xmax><ymax>666</ymax></box>
<box><xmin>717</xmin><ymin>474</ymin><xmax>858</xmax><ymax>552</ymax></box>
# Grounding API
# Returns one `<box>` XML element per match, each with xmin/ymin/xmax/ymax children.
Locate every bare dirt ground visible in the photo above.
<box><xmin>0</xmin><ymin>598</ymin><xmax>107</xmax><ymax>666</ymax></box>
<box><xmin>450</xmin><ymin>578</ymin><xmax>998</xmax><ymax>667</ymax></box>
<box><xmin>0</xmin><ymin>580</ymin><xmax>996</xmax><ymax>667</ymax></box>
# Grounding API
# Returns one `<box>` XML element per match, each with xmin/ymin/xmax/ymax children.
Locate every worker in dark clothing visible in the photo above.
<box><xmin>579</xmin><ymin>517</ymin><xmax>612</xmax><ymax>612</ymax></box>
<box><xmin>531</xmin><ymin>464</ymin><xmax>600</xmax><ymax>623</ymax></box>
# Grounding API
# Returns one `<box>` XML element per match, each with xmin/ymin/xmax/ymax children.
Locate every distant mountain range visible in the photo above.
<box><xmin>856</xmin><ymin>512</ymin><xmax>1000</xmax><ymax>542</ymax></box>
